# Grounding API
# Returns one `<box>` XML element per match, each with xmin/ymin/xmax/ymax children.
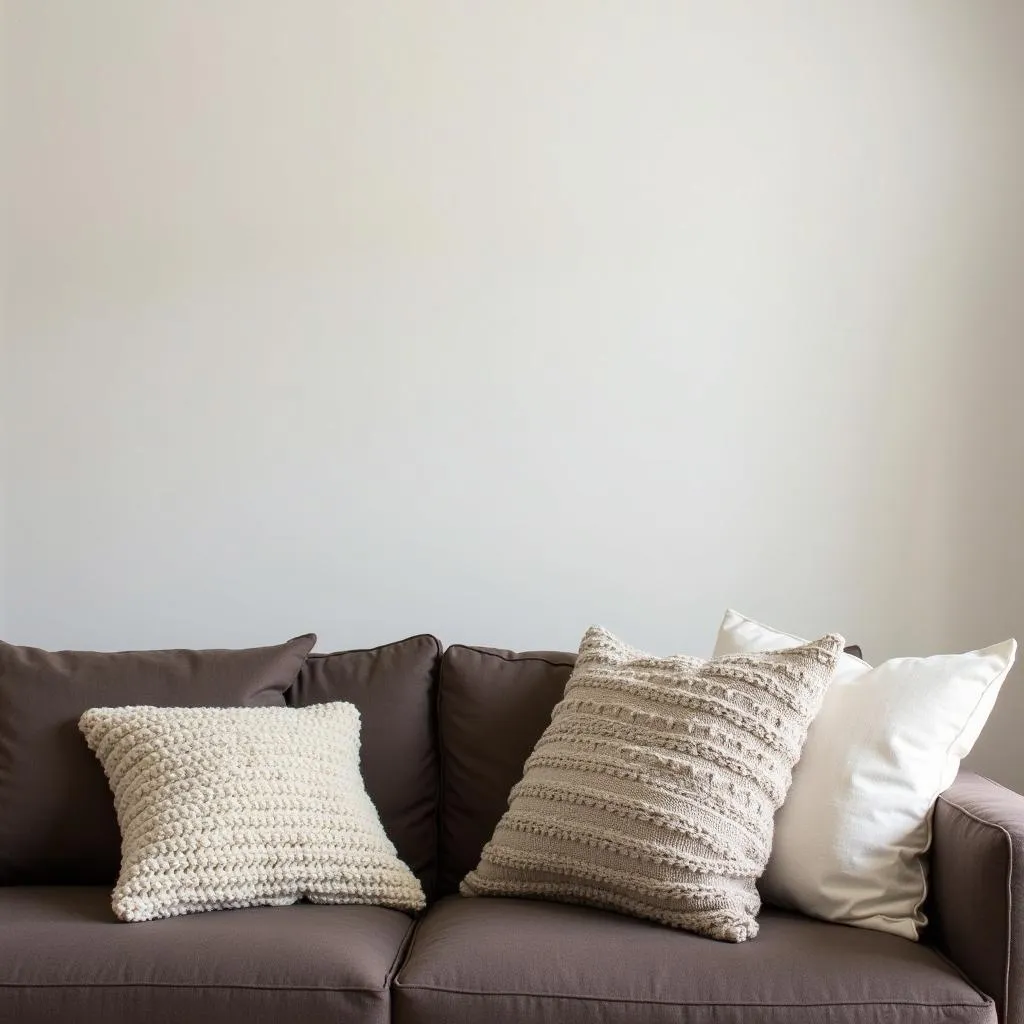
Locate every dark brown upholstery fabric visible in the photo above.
<box><xmin>287</xmin><ymin>634</ymin><xmax>442</xmax><ymax>898</ymax></box>
<box><xmin>437</xmin><ymin>642</ymin><xmax>865</xmax><ymax>896</ymax></box>
<box><xmin>437</xmin><ymin>646</ymin><xmax>575</xmax><ymax>896</ymax></box>
<box><xmin>395</xmin><ymin>896</ymin><xmax>995</xmax><ymax>1024</ymax></box>
<box><xmin>0</xmin><ymin>634</ymin><xmax>315</xmax><ymax>885</ymax></box>
<box><xmin>932</xmin><ymin>771</ymin><xmax>1024</xmax><ymax>1024</ymax></box>
<box><xmin>0</xmin><ymin>886</ymin><xmax>413</xmax><ymax>1024</ymax></box>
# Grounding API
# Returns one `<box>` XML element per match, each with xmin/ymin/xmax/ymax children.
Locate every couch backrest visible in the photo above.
<box><xmin>287</xmin><ymin>634</ymin><xmax>442</xmax><ymax>899</ymax></box>
<box><xmin>0</xmin><ymin>634</ymin><xmax>316</xmax><ymax>886</ymax></box>
<box><xmin>0</xmin><ymin>630</ymin><xmax>859</xmax><ymax>899</ymax></box>
<box><xmin>436</xmin><ymin>645</ymin><xmax>576</xmax><ymax>897</ymax></box>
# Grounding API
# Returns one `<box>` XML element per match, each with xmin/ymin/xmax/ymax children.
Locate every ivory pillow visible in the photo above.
<box><xmin>79</xmin><ymin>702</ymin><xmax>425</xmax><ymax>922</ymax></box>
<box><xmin>461</xmin><ymin>626</ymin><xmax>844</xmax><ymax>942</ymax></box>
<box><xmin>714</xmin><ymin>609</ymin><xmax>1017</xmax><ymax>940</ymax></box>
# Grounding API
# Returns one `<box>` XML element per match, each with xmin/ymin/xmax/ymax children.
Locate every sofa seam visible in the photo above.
<box><xmin>391</xmin><ymin>985</ymin><xmax>991</xmax><ymax>1009</ymax></box>
<box><xmin>303</xmin><ymin>634</ymin><xmax>443</xmax><ymax>662</ymax></box>
<box><xmin>382</xmin><ymin>916</ymin><xmax>420</xmax><ymax>991</ymax></box>
<box><xmin>0</xmin><ymin>983</ymin><xmax>389</xmax><ymax>993</ymax></box>
<box><xmin>426</xmin><ymin>634</ymin><xmax>442</xmax><ymax>901</ymax></box>
<box><xmin>937</xmin><ymin>791</ymin><xmax>1014</xmax><ymax>1019</ymax></box>
<box><xmin>446</xmin><ymin>644</ymin><xmax>575</xmax><ymax>670</ymax></box>
<box><xmin>0</xmin><ymin>981</ymin><xmax>990</xmax><ymax>1010</ymax></box>
<box><xmin>435</xmin><ymin>647</ymin><xmax>451</xmax><ymax>895</ymax></box>
<box><xmin>392</xmin><ymin>909</ymin><xmax>429</xmax><ymax>989</ymax></box>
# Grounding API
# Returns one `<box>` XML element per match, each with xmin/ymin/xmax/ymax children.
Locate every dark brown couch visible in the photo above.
<box><xmin>1</xmin><ymin>635</ymin><xmax>1020</xmax><ymax>1024</ymax></box>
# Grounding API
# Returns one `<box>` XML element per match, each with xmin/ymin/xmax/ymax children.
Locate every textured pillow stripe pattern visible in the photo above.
<box><xmin>79</xmin><ymin>703</ymin><xmax>425</xmax><ymax>922</ymax></box>
<box><xmin>461</xmin><ymin>626</ymin><xmax>843</xmax><ymax>942</ymax></box>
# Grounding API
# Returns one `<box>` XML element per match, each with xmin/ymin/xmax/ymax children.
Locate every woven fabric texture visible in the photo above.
<box><xmin>461</xmin><ymin>626</ymin><xmax>843</xmax><ymax>941</ymax></box>
<box><xmin>79</xmin><ymin>703</ymin><xmax>425</xmax><ymax>922</ymax></box>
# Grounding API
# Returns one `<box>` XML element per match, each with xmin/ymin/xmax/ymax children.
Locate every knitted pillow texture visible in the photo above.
<box><xmin>461</xmin><ymin>626</ymin><xmax>844</xmax><ymax>942</ymax></box>
<box><xmin>79</xmin><ymin>702</ymin><xmax>426</xmax><ymax>922</ymax></box>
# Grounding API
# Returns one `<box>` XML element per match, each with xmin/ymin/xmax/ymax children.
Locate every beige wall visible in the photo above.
<box><xmin>4</xmin><ymin>3</ymin><xmax>1024</xmax><ymax>782</ymax></box>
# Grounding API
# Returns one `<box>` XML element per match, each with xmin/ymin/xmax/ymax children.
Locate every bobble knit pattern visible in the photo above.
<box><xmin>79</xmin><ymin>703</ymin><xmax>425</xmax><ymax>923</ymax></box>
<box><xmin>461</xmin><ymin>626</ymin><xmax>843</xmax><ymax>942</ymax></box>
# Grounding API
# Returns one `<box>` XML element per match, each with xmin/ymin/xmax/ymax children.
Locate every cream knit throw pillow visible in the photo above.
<box><xmin>79</xmin><ymin>703</ymin><xmax>425</xmax><ymax>922</ymax></box>
<box><xmin>461</xmin><ymin>626</ymin><xmax>843</xmax><ymax>942</ymax></box>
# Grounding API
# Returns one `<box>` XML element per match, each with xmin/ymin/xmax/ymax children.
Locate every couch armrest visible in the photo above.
<box><xmin>932</xmin><ymin>771</ymin><xmax>1024</xmax><ymax>1024</ymax></box>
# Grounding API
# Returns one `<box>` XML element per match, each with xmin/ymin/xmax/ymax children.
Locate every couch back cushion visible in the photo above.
<box><xmin>437</xmin><ymin>645</ymin><xmax>576</xmax><ymax>896</ymax></box>
<box><xmin>287</xmin><ymin>634</ymin><xmax>442</xmax><ymax>898</ymax></box>
<box><xmin>0</xmin><ymin>634</ymin><xmax>316</xmax><ymax>885</ymax></box>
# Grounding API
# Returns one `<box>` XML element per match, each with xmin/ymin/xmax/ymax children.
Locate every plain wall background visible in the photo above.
<box><xmin>1</xmin><ymin>0</ymin><xmax>9</xmax><ymax>637</ymax></box>
<box><xmin>4</xmin><ymin>2</ymin><xmax>1024</xmax><ymax>784</ymax></box>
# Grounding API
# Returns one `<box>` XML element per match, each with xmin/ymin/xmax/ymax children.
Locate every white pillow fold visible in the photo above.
<box><xmin>714</xmin><ymin>609</ymin><xmax>1016</xmax><ymax>940</ymax></box>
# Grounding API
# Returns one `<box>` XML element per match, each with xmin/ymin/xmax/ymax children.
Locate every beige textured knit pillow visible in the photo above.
<box><xmin>79</xmin><ymin>703</ymin><xmax>425</xmax><ymax>922</ymax></box>
<box><xmin>461</xmin><ymin>626</ymin><xmax>843</xmax><ymax>942</ymax></box>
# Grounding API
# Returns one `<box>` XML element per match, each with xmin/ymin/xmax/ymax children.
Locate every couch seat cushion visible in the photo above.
<box><xmin>0</xmin><ymin>887</ymin><xmax>415</xmax><ymax>1024</ymax></box>
<box><xmin>394</xmin><ymin>897</ymin><xmax>995</xmax><ymax>1024</ymax></box>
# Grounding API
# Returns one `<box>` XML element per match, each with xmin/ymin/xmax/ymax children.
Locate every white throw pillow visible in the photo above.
<box><xmin>79</xmin><ymin>702</ymin><xmax>426</xmax><ymax>922</ymax></box>
<box><xmin>713</xmin><ymin>609</ymin><xmax>1016</xmax><ymax>940</ymax></box>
